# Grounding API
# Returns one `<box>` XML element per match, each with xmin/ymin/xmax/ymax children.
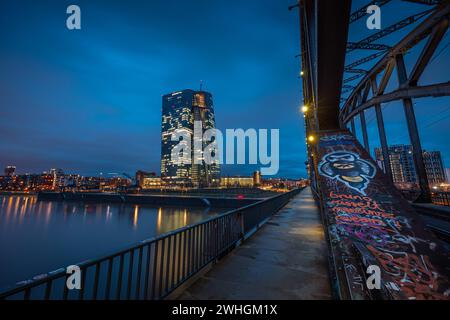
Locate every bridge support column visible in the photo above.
<box><xmin>375</xmin><ymin>104</ymin><xmax>393</xmax><ymax>182</ymax></box>
<box><xmin>359</xmin><ymin>111</ymin><xmax>369</xmax><ymax>152</ymax></box>
<box><xmin>395</xmin><ymin>54</ymin><xmax>431</xmax><ymax>203</ymax></box>
<box><xmin>350</xmin><ymin>118</ymin><xmax>356</xmax><ymax>135</ymax></box>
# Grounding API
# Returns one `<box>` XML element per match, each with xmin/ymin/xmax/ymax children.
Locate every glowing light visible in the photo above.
<box><xmin>133</xmin><ymin>206</ymin><xmax>139</xmax><ymax>228</ymax></box>
<box><xmin>300</xmin><ymin>70</ymin><xmax>304</xmax><ymax>76</ymax></box>
<box><xmin>157</xmin><ymin>208</ymin><xmax>162</xmax><ymax>229</ymax></box>
<box><xmin>308</xmin><ymin>135</ymin><xmax>315</xmax><ymax>142</ymax></box>
<box><xmin>301</xmin><ymin>105</ymin><xmax>308</xmax><ymax>113</ymax></box>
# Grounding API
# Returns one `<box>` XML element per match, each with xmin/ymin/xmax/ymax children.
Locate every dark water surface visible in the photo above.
<box><xmin>0</xmin><ymin>195</ymin><xmax>226</xmax><ymax>289</ymax></box>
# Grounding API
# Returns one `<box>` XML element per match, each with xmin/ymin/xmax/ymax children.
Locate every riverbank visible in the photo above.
<box><xmin>0</xmin><ymin>191</ymin><xmax>36</xmax><ymax>196</ymax></box>
<box><xmin>0</xmin><ymin>194</ymin><xmax>227</xmax><ymax>289</ymax></box>
<box><xmin>37</xmin><ymin>192</ymin><xmax>263</xmax><ymax>208</ymax></box>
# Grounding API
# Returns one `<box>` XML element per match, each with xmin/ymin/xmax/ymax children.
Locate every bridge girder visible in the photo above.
<box><xmin>340</xmin><ymin>2</ymin><xmax>450</xmax><ymax>123</ymax></box>
<box><xmin>299</xmin><ymin>0</ymin><xmax>352</xmax><ymax>131</ymax></box>
<box><xmin>341</xmin><ymin>0</ymin><xmax>450</xmax><ymax>203</ymax></box>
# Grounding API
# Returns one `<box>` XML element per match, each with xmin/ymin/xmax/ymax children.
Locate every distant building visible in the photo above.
<box><xmin>161</xmin><ymin>89</ymin><xmax>220</xmax><ymax>188</ymax></box>
<box><xmin>39</xmin><ymin>174</ymin><xmax>56</xmax><ymax>191</ymax></box>
<box><xmin>446</xmin><ymin>168</ymin><xmax>450</xmax><ymax>183</ymax></box>
<box><xmin>100</xmin><ymin>177</ymin><xmax>131</xmax><ymax>192</ymax></box>
<box><xmin>374</xmin><ymin>145</ymin><xmax>446</xmax><ymax>188</ymax></box>
<box><xmin>220</xmin><ymin>176</ymin><xmax>254</xmax><ymax>188</ymax></box>
<box><xmin>142</xmin><ymin>177</ymin><xmax>162</xmax><ymax>189</ymax></box>
<box><xmin>4</xmin><ymin>166</ymin><xmax>16</xmax><ymax>177</ymax></box>
<box><xmin>135</xmin><ymin>170</ymin><xmax>155</xmax><ymax>188</ymax></box>
<box><xmin>49</xmin><ymin>168</ymin><xmax>65</xmax><ymax>190</ymax></box>
<box><xmin>253</xmin><ymin>171</ymin><xmax>261</xmax><ymax>186</ymax></box>
<box><xmin>423</xmin><ymin>151</ymin><xmax>446</xmax><ymax>185</ymax></box>
<box><xmin>79</xmin><ymin>176</ymin><xmax>102</xmax><ymax>191</ymax></box>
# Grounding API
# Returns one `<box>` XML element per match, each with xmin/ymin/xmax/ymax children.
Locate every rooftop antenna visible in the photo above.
<box><xmin>199</xmin><ymin>80</ymin><xmax>203</xmax><ymax>91</ymax></box>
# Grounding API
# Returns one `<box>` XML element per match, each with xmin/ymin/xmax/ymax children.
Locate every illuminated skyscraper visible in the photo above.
<box><xmin>423</xmin><ymin>150</ymin><xmax>446</xmax><ymax>186</ymax></box>
<box><xmin>161</xmin><ymin>89</ymin><xmax>220</xmax><ymax>187</ymax></box>
<box><xmin>375</xmin><ymin>145</ymin><xmax>446</xmax><ymax>187</ymax></box>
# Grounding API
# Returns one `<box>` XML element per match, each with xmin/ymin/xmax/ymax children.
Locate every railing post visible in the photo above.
<box><xmin>239</xmin><ymin>211</ymin><xmax>245</xmax><ymax>239</ymax></box>
<box><xmin>395</xmin><ymin>54</ymin><xmax>431</xmax><ymax>203</ymax></box>
<box><xmin>0</xmin><ymin>190</ymin><xmax>299</xmax><ymax>300</ymax></box>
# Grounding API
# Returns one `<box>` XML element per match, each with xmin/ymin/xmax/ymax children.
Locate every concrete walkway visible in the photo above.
<box><xmin>178</xmin><ymin>187</ymin><xmax>332</xmax><ymax>300</ymax></box>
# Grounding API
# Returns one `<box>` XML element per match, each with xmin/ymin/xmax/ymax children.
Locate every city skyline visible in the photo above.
<box><xmin>374</xmin><ymin>144</ymin><xmax>447</xmax><ymax>187</ymax></box>
<box><xmin>0</xmin><ymin>0</ymin><xmax>449</xmax><ymax>303</ymax></box>
<box><xmin>1</xmin><ymin>0</ymin><xmax>449</xmax><ymax>179</ymax></box>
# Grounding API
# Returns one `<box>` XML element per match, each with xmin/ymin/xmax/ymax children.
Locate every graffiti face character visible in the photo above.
<box><xmin>319</xmin><ymin>151</ymin><xmax>376</xmax><ymax>195</ymax></box>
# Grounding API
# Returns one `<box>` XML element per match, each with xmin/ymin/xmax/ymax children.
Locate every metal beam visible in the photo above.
<box><xmin>350</xmin><ymin>117</ymin><xmax>356</xmax><ymax>134</ymax></box>
<box><xmin>409</xmin><ymin>18</ymin><xmax>449</xmax><ymax>85</ymax></box>
<box><xmin>376</xmin><ymin>60</ymin><xmax>395</xmax><ymax>95</ymax></box>
<box><xmin>347</xmin><ymin>42</ymin><xmax>391</xmax><ymax>51</ymax></box>
<box><xmin>300</xmin><ymin>0</ymin><xmax>352</xmax><ymax>130</ymax></box>
<box><xmin>375</xmin><ymin>105</ymin><xmax>393</xmax><ymax>181</ymax></box>
<box><xmin>371</xmin><ymin>80</ymin><xmax>393</xmax><ymax>182</ymax></box>
<box><xmin>343</xmin><ymin>74</ymin><xmax>364</xmax><ymax>83</ymax></box>
<box><xmin>342</xmin><ymin>82</ymin><xmax>450</xmax><ymax>122</ymax></box>
<box><xmin>345</xmin><ymin>51</ymin><xmax>385</xmax><ymax>69</ymax></box>
<box><xmin>341</xmin><ymin>3</ymin><xmax>450</xmax><ymax>118</ymax></box>
<box><xmin>396</xmin><ymin>54</ymin><xmax>431</xmax><ymax>203</ymax></box>
<box><xmin>403</xmin><ymin>0</ymin><xmax>441</xmax><ymax>4</ymax></box>
<box><xmin>347</xmin><ymin>10</ymin><xmax>433</xmax><ymax>53</ymax></box>
<box><xmin>360</xmin><ymin>111</ymin><xmax>370</xmax><ymax>151</ymax></box>
<box><xmin>344</xmin><ymin>68</ymin><xmax>368</xmax><ymax>74</ymax></box>
<box><xmin>361</xmin><ymin>81</ymin><xmax>371</xmax><ymax>103</ymax></box>
<box><xmin>350</xmin><ymin>0</ymin><xmax>392</xmax><ymax>23</ymax></box>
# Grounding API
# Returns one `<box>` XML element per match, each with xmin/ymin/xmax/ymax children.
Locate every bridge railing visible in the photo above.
<box><xmin>0</xmin><ymin>188</ymin><xmax>301</xmax><ymax>300</ymax></box>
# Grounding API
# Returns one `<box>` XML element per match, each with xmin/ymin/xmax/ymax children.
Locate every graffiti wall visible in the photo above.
<box><xmin>316</xmin><ymin>131</ymin><xmax>449</xmax><ymax>300</ymax></box>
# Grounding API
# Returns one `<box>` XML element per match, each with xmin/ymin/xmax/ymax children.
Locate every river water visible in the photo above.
<box><xmin>0</xmin><ymin>195</ymin><xmax>226</xmax><ymax>289</ymax></box>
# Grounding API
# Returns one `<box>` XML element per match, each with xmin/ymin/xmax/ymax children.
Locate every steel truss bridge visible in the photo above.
<box><xmin>294</xmin><ymin>0</ymin><xmax>450</xmax><ymax>299</ymax></box>
<box><xmin>1</xmin><ymin>0</ymin><xmax>449</xmax><ymax>302</ymax></box>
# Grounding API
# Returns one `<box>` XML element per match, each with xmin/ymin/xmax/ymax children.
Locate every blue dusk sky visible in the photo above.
<box><xmin>0</xmin><ymin>0</ymin><xmax>449</xmax><ymax>178</ymax></box>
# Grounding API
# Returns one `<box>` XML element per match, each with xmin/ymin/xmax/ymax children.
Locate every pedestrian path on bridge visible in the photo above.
<box><xmin>177</xmin><ymin>187</ymin><xmax>332</xmax><ymax>300</ymax></box>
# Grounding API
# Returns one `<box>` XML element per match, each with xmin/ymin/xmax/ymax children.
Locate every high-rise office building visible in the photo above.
<box><xmin>375</xmin><ymin>145</ymin><xmax>446</xmax><ymax>187</ymax></box>
<box><xmin>161</xmin><ymin>89</ymin><xmax>220</xmax><ymax>187</ymax></box>
<box><xmin>423</xmin><ymin>151</ymin><xmax>446</xmax><ymax>185</ymax></box>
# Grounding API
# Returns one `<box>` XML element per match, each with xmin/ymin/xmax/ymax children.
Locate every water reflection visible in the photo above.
<box><xmin>0</xmin><ymin>195</ymin><xmax>225</xmax><ymax>289</ymax></box>
<box><xmin>133</xmin><ymin>205</ymin><xmax>139</xmax><ymax>228</ymax></box>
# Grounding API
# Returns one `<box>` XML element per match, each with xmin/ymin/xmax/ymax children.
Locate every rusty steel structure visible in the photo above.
<box><xmin>295</xmin><ymin>0</ymin><xmax>450</xmax><ymax>300</ymax></box>
<box><xmin>340</xmin><ymin>1</ymin><xmax>450</xmax><ymax>202</ymax></box>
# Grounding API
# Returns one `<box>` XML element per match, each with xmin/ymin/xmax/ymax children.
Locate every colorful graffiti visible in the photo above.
<box><xmin>319</xmin><ymin>151</ymin><xmax>376</xmax><ymax>195</ymax></box>
<box><xmin>367</xmin><ymin>245</ymin><xmax>446</xmax><ymax>299</ymax></box>
<box><xmin>320</xmin><ymin>134</ymin><xmax>354</xmax><ymax>142</ymax></box>
<box><xmin>317</xmin><ymin>131</ymin><xmax>449</xmax><ymax>300</ymax></box>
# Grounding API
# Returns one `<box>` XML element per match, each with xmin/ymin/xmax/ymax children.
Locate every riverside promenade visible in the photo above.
<box><xmin>177</xmin><ymin>187</ymin><xmax>332</xmax><ymax>299</ymax></box>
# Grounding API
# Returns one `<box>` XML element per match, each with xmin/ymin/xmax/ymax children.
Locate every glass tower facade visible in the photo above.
<box><xmin>375</xmin><ymin>145</ymin><xmax>446</xmax><ymax>187</ymax></box>
<box><xmin>161</xmin><ymin>89</ymin><xmax>220</xmax><ymax>187</ymax></box>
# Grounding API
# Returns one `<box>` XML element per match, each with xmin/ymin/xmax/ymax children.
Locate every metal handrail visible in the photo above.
<box><xmin>0</xmin><ymin>188</ymin><xmax>302</xmax><ymax>300</ymax></box>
